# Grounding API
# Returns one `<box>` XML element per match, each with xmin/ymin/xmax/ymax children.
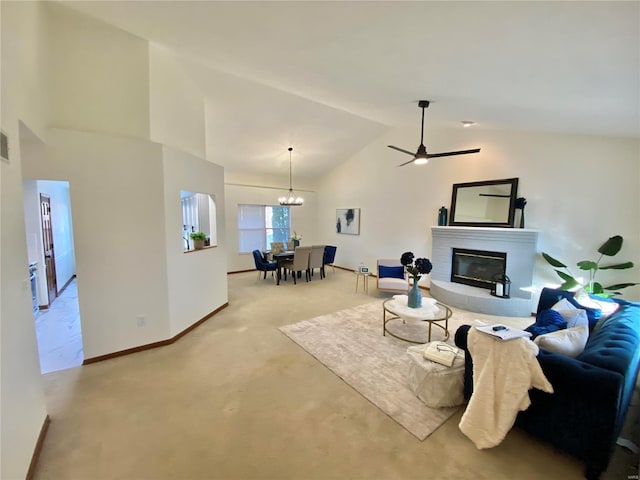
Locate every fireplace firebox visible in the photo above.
<box><xmin>451</xmin><ymin>248</ymin><xmax>506</xmax><ymax>290</ymax></box>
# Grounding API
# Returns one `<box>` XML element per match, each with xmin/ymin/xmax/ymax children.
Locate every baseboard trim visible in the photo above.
<box><xmin>26</xmin><ymin>415</ymin><xmax>50</xmax><ymax>480</ymax></box>
<box><xmin>228</xmin><ymin>269</ymin><xmax>256</xmax><ymax>274</ymax></box>
<box><xmin>82</xmin><ymin>302</ymin><xmax>229</xmax><ymax>365</ymax></box>
<box><xmin>172</xmin><ymin>303</ymin><xmax>229</xmax><ymax>343</ymax></box>
<box><xmin>57</xmin><ymin>274</ymin><xmax>76</xmax><ymax>296</ymax></box>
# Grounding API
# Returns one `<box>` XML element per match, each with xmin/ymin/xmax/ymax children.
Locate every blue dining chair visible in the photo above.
<box><xmin>252</xmin><ymin>249</ymin><xmax>277</xmax><ymax>282</ymax></box>
<box><xmin>323</xmin><ymin>245</ymin><xmax>337</xmax><ymax>275</ymax></box>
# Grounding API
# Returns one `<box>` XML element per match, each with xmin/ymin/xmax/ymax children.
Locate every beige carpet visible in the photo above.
<box><xmin>280</xmin><ymin>300</ymin><xmax>469</xmax><ymax>441</ymax></box>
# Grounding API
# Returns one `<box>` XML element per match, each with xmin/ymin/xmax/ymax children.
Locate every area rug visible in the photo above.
<box><xmin>279</xmin><ymin>300</ymin><xmax>471</xmax><ymax>441</ymax></box>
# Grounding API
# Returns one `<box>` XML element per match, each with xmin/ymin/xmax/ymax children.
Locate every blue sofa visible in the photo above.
<box><xmin>454</xmin><ymin>287</ymin><xmax>640</xmax><ymax>479</ymax></box>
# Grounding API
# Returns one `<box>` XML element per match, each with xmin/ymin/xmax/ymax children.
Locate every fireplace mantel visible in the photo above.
<box><xmin>430</xmin><ymin>226</ymin><xmax>539</xmax><ymax>317</ymax></box>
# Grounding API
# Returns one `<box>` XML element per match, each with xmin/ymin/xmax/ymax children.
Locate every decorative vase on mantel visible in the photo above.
<box><xmin>408</xmin><ymin>280</ymin><xmax>422</xmax><ymax>308</ymax></box>
<box><xmin>293</xmin><ymin>239</ymin><xmax>300</xmax><ymax>249</ymax></box>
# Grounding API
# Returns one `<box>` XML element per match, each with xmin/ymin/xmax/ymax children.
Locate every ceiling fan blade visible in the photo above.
<box><xmin>426</xmin><ymin>148</ymin><xmax>481</xmax><ymax>159</ymax></box>
<box><xmin>387</xmin><ymin>145</ymin><xmax>416</xmax><ymax>156</ymax></box>
<box><xmin>397</xmin><ymin>158</ymin><xmax>419</xmax><ymax>167</ymax></box>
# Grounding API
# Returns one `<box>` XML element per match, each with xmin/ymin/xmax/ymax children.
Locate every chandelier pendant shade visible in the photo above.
<box><xmin>279</xmin><ymin>147</ymin><xmax>303</xmax><ymax>206</ymax></box>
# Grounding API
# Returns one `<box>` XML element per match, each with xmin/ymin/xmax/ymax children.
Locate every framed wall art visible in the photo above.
<box><xmin>336</xmin><ymin>208</ymin><xmax>360</xmax><ymax>235</ymax></box>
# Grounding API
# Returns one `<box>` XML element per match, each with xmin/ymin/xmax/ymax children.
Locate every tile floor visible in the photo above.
<box><xmin>34</xmin><ymin>278</ymin><xmax>84</xmax><ymax>374</ymax></box>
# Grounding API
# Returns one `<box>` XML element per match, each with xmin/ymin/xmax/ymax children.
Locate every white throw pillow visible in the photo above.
<box><xmin>534</xmin><ymin>325</ymin><xmax>589</xmax><ymax>358</ymax></box>
<box><xmin>551</xmin><ymin>298</ymin><xmax>589</xmax><ymax>328</ymax></box>
<box><xmin>574</xmin><ymin>288</ymin><xmax>619</xmax><ymax>320</ymax></box>
<box><xmin>573</xmin><ymin>288</ymin><xmax>602</xmax><ymax>310</ymax></box>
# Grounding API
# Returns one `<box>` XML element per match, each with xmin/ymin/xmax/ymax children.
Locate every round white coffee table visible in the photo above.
<box><xmin>382</xmin><ymin>297</ymin><xmax>452</xmax><ymax>344</ymax></box>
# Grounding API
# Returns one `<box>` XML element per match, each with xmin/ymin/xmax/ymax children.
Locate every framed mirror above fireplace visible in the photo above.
<box><xmin>449</xmin><ymin>178</ymin><xmax>518</xmax><ymax>228</ymax></box>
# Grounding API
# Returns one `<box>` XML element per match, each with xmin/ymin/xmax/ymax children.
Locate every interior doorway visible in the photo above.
<box><xmin>20</xmin><ymin>123</ymin><xmax>84</xmax><ymax>373</ymax></box>
<box><xmin>25</xmin><ymin>180</ymin><xmax>84</xmax><ymax>374</ymax></box>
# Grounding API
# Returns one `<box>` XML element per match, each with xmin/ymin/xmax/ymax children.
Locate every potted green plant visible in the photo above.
<box><xmin>542</xmin><ymin>235</ymin><xmax>637</xmax><ymax>297</ymax></box>
<box><xmin>189</xmin><ymin>231</ymin><xmax>207</xmax><ymax>250</ymax></box>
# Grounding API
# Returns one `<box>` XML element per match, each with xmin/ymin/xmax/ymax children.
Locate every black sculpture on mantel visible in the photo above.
<box><xmin>515</xmin><ymin>197</ymin><xmax>527</xmax><ymax>228</ymax></box>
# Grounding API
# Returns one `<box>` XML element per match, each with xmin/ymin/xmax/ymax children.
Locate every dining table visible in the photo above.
<box><xmin>272</xmin><ymin>251</ymin><xmax>295</xmax><ymax>285</ymax></box>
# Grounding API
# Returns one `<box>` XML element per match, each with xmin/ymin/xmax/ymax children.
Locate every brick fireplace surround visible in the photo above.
<box><xmin>430</xmin><ymin>226</ymin><xmax>539</xmax><ymax>317</ymax></box>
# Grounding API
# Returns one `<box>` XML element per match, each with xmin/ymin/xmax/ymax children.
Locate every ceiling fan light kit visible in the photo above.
<box><xmin>388</xmin><ymin>100</ymin><xmax>481</xmax><ymax>167</ymax></box>
<box><xmin>278</xmin><ymin>147</ymin><xmax>304</xmax><ymax>206</ymax></box>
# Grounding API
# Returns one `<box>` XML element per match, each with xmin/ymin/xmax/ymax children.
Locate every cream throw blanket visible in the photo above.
<box><xmin>459</xmin><ymin>327</ymin><xmax>553</xmax><ymax>448</ymax></box>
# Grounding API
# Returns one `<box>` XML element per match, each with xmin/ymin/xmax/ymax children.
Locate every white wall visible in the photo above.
<box><xmin>1</xmin><ymin>126</ymin><xmax>49</xmax><ymax>480</ymax></box>
<box><xmin>2</xmin><ymin>3</ymin><xmax>231</xmax><ymax>476</ymax></box>
<box><xmin>224</xmin><ymin>181</ymin><xmax>318</xmax><ymax>272</ymax></box>
<box><xmin>21</xmin><ymin>129</ymin><xmax>172</xmax><ymax>358</ymax></box>
<box><xmin>317</xmin><ymin>125</ymin><xmax>640</xmax><ymax>301</ymax></box>
<box><xmin>149</xmin><ymin>44</ymin><xmax>206</xmax><ymax>159</ymax></box>
<box><xmin>1</xmin><ymin>1</ymin><xmax>49</xmax><ymax>141</ymax></box>
<box><xmin>23</xmin><ymin>179</ymin><xmax>43</xmax><ymax>265</ymax></box>
<box><xmin>23</xmin><ymin>178</ymin><xmax>48</xmax><ymax>306</ymax></box>
<box><xmin>46</xmin><ymin>2</ymin><xmax>150</xmax><ymax>139</ymax></box>
<box><xmin>162</xmin><ymin>147</ymin><xmax>227</xmax><ymax>336</ymax></box>
<box><xmin>1</xmin><ymin>2</ymin><xmax>50</xmax><ymax>478</ymax></box>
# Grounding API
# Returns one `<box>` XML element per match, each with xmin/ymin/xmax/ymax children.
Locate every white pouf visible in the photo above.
<box><xmin>406</xmin><ymin>343</ymin><xmax>466</xmax><ymax>408</ymax></box>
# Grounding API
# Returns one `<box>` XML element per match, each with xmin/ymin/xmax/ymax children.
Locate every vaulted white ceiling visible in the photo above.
<box><xmin>60</xmin><ymin>1</ymin><xmax>640</xmax><ymax>178</ymax></box>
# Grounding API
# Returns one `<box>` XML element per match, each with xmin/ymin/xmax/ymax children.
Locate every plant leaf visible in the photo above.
<box><xmin>556</xmin><ymin>270</ymin><xmax>577</xmax><ymax>282</ymax></box>
<box><xmin>600</xmin><ymin>262</ymin><xmax>634</xmax><ymax>270</ymax></box>
<box><xmin>543</xmin><ymin>253</ymin><xmax>566</xmax><ymax>268</ymax></box>
<box><xmin>577</xmin><ymin>260</ymin><xmax>598</xmax><ymax>271</ymax></box>
<box><xmin>594</xmin><ymin>292</ymin><xmax>616</xmax><ymax>298</ymax></box>
<box><xmin>598</xmin><ymin>235</ymin><xmax>623</xmax><ymax>256</ymax></box>
<box><xmin>556</xmin><ymin>270</ymin><xmax>580</xmax><ymax>289</ymax></box>
<box><xmin>604</xmin><ymin>282</ymin><xmax>639</xmax><ymax>290</ymax></box>
<box><xmin>560</xmin><ymin>280</ymin><xmax>579</xmax><ymax>290</ymax></box>
<box><xmin>590</xmin><ymin>282</ymin><xmax>604</xmax><ymax>294</ymax></box>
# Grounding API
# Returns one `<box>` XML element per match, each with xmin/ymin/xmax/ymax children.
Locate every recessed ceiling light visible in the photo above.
<box><xmin>461</xmin><ymin>121</ymin><xmax>476</xmax><ymax>128</ymax></box>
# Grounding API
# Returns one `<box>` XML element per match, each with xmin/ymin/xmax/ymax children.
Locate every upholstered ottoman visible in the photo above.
<box><xmin>406</xmin><ymin>343</ymin><xmax>465</xmax><ymax>408</ymax></box>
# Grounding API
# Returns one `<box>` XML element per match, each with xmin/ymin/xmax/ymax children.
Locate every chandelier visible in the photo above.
<box><xmin>278</xmin><ymin>147</ymin><xmax>303</xmax><ymax>206</ymax></box>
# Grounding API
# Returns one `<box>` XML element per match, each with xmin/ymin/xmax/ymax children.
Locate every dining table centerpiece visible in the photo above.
<box><xmin>401</xmin><ymin>251</ymin><xmax>433</xmax><ymax>308</ymax></box>
<box><xmin>291</xmin><ymin>231</ymin><xmax>303</xmax><ymax>248</ymax></box>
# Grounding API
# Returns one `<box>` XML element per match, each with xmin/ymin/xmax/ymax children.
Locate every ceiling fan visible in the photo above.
<box><xmin>388</xmin><ymin>100</ymin><xmax>481</xmax><ymax>167</ymax></box>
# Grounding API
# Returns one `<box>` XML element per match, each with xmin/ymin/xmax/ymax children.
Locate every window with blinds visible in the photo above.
<box><xmin>238</xmin><ymin>204</ymin><xmax>290</xmax><ymax>253</ymax></box>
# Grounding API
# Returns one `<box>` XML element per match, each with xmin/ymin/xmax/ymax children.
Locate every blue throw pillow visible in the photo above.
<box><xmin>538</xmin><ymin>288</ymin><xmax>601</xmax><ymax>329</ymax></box>
<box><xmin>525</xmin><ymin>309</ymin><xmax>568</xmax><ymax>339</ymax></box>
<box><xmin>379</xmin><ymin>265</ymin><xmax>404</xmax><ymax>279</ymax></box>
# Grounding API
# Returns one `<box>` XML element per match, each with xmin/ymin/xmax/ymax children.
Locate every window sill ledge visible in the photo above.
<box><xmin>183</xmin><ymin>245</ymin><xmax>217</xmax><ymax>254</ymax></box>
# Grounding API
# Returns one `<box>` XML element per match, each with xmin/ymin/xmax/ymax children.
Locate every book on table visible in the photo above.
<box><xmin>423</xmin><ymin>341</ymin><xmax>460</xmax><ymax>367</ymax></box>
<box><xmin>475</xmin><ymin>324</ymin><xmax>531</xmax><ymax>341</ymax></box>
